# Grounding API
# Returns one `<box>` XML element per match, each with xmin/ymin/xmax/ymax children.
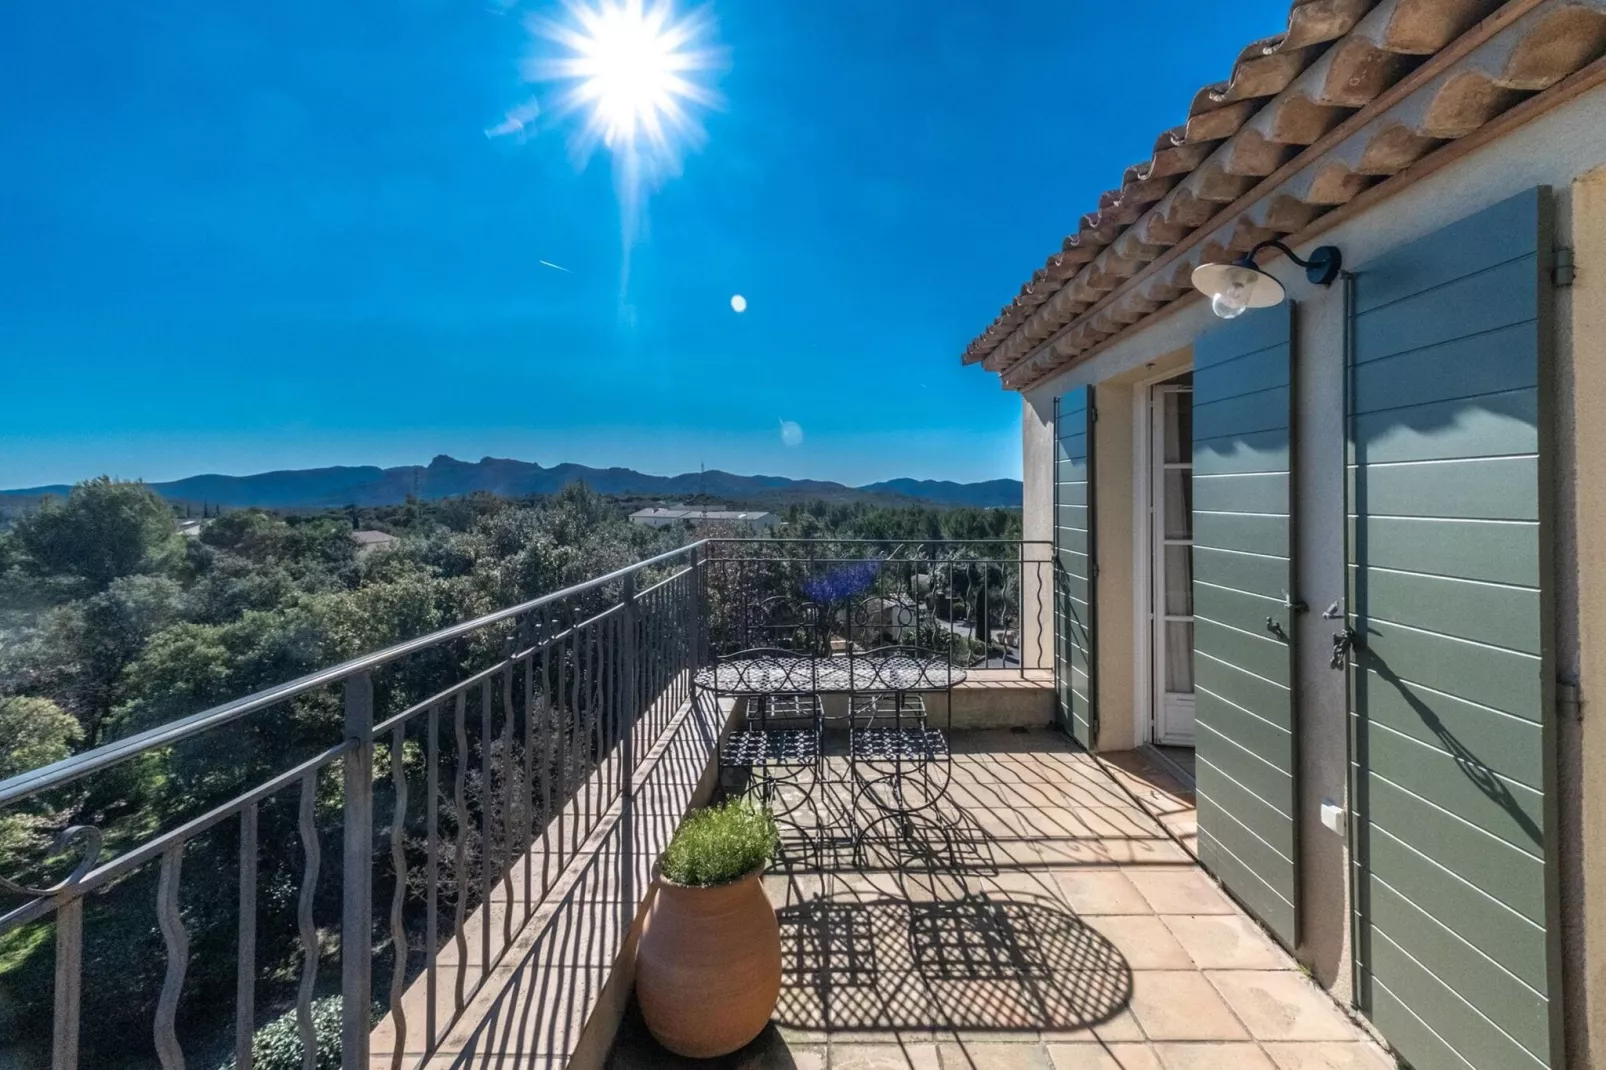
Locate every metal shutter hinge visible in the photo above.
<box><xmin>1090</xmin><ymin>406</ymin><xmax>1099</xmax><ymax>424</ymax></box>
<box><xmin>1554</xmin><ymin>246</ymin><xmax>1575</xmax><ymax>288</ymax></box>
<box><xmin>1559</xmin><ymin>679</ymin><xmax>1583</xmax><ymax>722</ymax></box>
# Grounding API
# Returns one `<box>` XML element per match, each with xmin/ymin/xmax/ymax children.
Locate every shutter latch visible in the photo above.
<box><xmin>1554</xmin><ymin>246</ymin><xmax>1575</xmax><ymax>288</ymax></box>
<box><xmin>1559</xmin><ymin>679</ymin><xmax>1583</xmax><ymax>722</ymax></box>
<box><xmin>1330</xmin><ymin>628</ymin><xmax>1357</xmax><ymax>671</ymax></box>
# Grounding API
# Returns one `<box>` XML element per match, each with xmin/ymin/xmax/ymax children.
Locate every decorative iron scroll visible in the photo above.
<box><xmin>0</xmin><ymin>825</ymin><xmax>103</xmax><ymax>898</ymax></box>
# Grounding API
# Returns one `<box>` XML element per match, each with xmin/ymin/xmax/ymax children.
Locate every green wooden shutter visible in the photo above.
<box><xmin>1054</xmin><ymin>388</ymin><xmax>1097</xmax><ymax>748</ymax></box>
<box><xmin>1348</xmin><ymin>187</ymin><xmax>1559</xmax><ymax>1070</ymax></box>
<box><xmin>1192</xmin><ymin>302</ymin><xmax>1299</xmax><ymax>949</ymax></box>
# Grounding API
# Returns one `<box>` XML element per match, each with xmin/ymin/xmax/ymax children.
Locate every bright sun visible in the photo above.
<box><xmin>542</xmin><ymin>0</ymin><xmax>719</xmax><ymax>157</ymax></box>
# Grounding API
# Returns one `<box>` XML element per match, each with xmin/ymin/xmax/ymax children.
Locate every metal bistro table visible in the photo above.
<box><xmin>695</xmin><ymin>647</ymin><xmax>966</xmax><ymax>864</ymax></box>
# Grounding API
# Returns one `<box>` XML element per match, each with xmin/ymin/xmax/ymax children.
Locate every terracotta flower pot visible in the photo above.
<box><xmin>635</xmin><ymin>867</ymin><xmax>781</xmax><ymax>1058</ymax></box>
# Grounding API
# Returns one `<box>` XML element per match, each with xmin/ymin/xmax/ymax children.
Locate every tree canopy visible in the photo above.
<box><xmin>12</xmin><ymin>477</ymin><xmax>183</xmax><ymax>590</ymax></box>
<box><xmin>0</xmin><ymin>481</ymin><xmax>1019</xmax><ymax>1066</ymax></box>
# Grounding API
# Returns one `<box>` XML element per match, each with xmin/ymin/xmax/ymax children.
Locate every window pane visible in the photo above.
<box><xmin>1165</xmin><ymin>621</ymin><xmax>1194</xmax><ymax>693</ymax></box>
<box><xmin>1163</xmin><ymin>390</ymin><xmax>1193</xmax><ymax>463</ymax></box>
<box><xmin>1164</xmin><ymin>546</ymin><xmax>1193</xmax><ymax>616</ymax></box>
<box><xmin>1164</xmin><ymin>470</ymin><xmax>1192</xmax><ymax>539</ymax></box>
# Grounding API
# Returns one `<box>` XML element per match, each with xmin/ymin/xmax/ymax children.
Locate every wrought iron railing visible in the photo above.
<box><xmin>0</xmin><ymin>544</ymin><xmax>704</xmax><ymax>1070</ymax></box>
<box><xmin>0</xmin><ymin>537</ymin><xmax>1047</xmax><ymax>1070</ymax></box>
<box><xmin>702</xmin><ymin>539</ymin><xmax>1052</xmax><ymax>674</ymax></box>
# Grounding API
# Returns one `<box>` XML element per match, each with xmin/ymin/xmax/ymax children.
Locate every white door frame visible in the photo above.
<box><xmin>1131</xmin><ymin>368</ymin><xmax>1196</xmax><ymax>748</ymax></box>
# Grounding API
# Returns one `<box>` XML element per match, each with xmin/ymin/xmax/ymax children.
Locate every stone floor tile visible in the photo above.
<box><xmin>1072</xmin><ymin>807</ymin><xmax>1169</xmax><ymax>839</ymax></box>
<box><xmin>1125</xmin><ymin>971</ymin><xmax>1250</xmax><ymax>1041</ymax></box>
<box><xmin>764</xmin><ymin>870</ymin><xmax>825</xmax><ymax>909</ymax></box>
<box><xmin>1053</xmin><ymin>869</ymin><xmax>1153</xmax><ymax>915</ymax></box>
<box><xmin>1206</xmin><ymin>973</ymin><xmax>1359</xmax><ymax>1042</ymax></box>
<box><xmin>1152</xmin><ymin>1042</ymin><xmax>1278</xmax><ymax>1069</ymax></box>
<box><xmin>1261</xmin><ymin>1042</ymin><xmax>1396</xmax><ymax>1069</ymax></box>
<box><xmin>1047</xmin><ymin>1043</ymin><xmax>1163</xmax><ymax>1069</ymax></box>
<box><xmin>771</xmin><ymin>1020</ymin><xmax>834</xmax><ymax>1046</ymax></box>
<box><xmin>968</xmin><ymin>867</ymin><xmax>1067</xmax><ymax>902</ymax></box>
<box><xmin>1045</xmin><ymin>838</ymin><xmax>1194</xmax><ymax>866</ymax></box>
<box><xmin>1160</xmin><ymin>812</ymin><xmax>1198</xmax><ymax>840</ymax></box>
<box><xmin>1161</xmin><ymin>915</ymin><xmax>1290</xmax><ymax>970</ymax></box>
<box><xmin>1007</xmin><ymin>806</ymin><xmax>1100</xmax><ymax>839</ymax></box>
<box><xmin>936</xmin><ymin>1040</ymin><xmax>1053</xmax><ymax>1069</ymax></box>
<box><xmin>1123</xmin><ymin>869</ymin><xmax>1236</xmax><ymax>916</ymax></box>
<box><xmin>834</xmin><ymin>1041</ymin><xmax>942</xmax><ymax>1070</ymax></box>
<box><xmin>1105</xmin><ymin>1045</ymin><xmax>1167</xmax><ymax>1069</ymax></box>
<box><xmin>1082</xmin><ymin>914</ymin><xmax>1196</xmax><ymax>970</ymax></box>
<box><xmin>941</xmin><ymin>1030</ymin><xmax>1047</xmax><ymax>1045</ymax></box>
<box><xmin>967</xmin><ymin>805</ymin><xmax>1035</xmax><ymax>839</ymax></box>
<box><xmin>1036</xmin><ymin>1005</ymin><xmax>1145</xmax><ymax>1044</ymax></box>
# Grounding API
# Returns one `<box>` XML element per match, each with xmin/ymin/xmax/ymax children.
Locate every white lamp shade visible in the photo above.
<box><xmin>1190</xmin><ymin>262</ymin><xmax>1286</xmax><ymax>309</ymax></box>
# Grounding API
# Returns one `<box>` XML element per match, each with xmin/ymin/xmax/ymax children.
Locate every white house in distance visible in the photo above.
<box><xmin>629</xmin><ymin>507</ymin><xmax>778</xmax><ymax>530</ymax></box>
<box><xmin>350</xmin><ymin>529</ymin><xmax>399</xmax><ymax>555</ymax></box>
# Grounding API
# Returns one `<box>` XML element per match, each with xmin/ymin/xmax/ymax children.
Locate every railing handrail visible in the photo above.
<box><xmin>705</xmin><ymin>538</ymin><xmax>1049</xmax><ymax>544</ymax></box>
<box><xmin>0</xmin><ymin>540</ymin><xmax>707</xmax><ymax>807</ymax></box>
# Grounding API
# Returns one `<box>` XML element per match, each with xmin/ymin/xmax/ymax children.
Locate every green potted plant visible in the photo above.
<box><xmin>634</xmin><ymin>800</ymin><xmax>782</xmax><ymax>1058</ymax></box>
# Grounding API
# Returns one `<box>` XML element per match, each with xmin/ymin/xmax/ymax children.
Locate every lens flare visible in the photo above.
<box><xmin>528</xmin><ymin>0</ymin><xmax>722</xmax><ymax>261</ymax></box>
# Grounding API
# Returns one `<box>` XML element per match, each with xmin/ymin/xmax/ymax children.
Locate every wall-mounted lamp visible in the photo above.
<box><xmin>1191</xmin><ymin>239</ymin><xmax>1343</xmax><ymax>319</ymax></box>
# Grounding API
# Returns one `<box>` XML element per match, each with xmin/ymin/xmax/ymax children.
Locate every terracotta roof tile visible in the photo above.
<box><xmin>963</xmin><ymin>0</ymin><xmax>1606</xmax><ymax>391</ymax></box>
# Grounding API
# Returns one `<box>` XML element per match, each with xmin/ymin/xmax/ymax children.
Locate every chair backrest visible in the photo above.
<box><xmin>704</xmin><ymin>647</ymin><xmax>819</xmax><ymax>704</ymax></box>
<box><xmin>752</xmin><ymin>692</ymin><xmax>822</xmax><ymax>733</ymax></box>
<box><xmin>848</xmin><ymin>692</ymin><xmax>926</xmax><ymax>731</ymax></box>
<box><xmin>846</xmin><ymin>643</ymin><xmax>957</xmax><ymax>694</ymax></box>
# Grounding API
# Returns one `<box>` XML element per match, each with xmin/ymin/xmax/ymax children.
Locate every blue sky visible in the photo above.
<box><xmin>0</xmin><ymin>0</ymin><xmax>1291</xmax><ymax>490</ymax></box>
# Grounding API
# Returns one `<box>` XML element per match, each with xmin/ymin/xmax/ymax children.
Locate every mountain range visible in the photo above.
<box><xmin>1</xmin><ymin>455</ymin><xmax>1022</xmax><ymax>510</ymax></box>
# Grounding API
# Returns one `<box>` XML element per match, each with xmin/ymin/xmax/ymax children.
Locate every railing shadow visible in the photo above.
<box><xmin>766</xmin><ymin>781</ymin><xmax>1134</xmax><ymax>1038</ymax></box>
<box><xmin>775</xmin><ymin>891</ymin><xmax>1131</xmax><ymax>1035</ymax></box>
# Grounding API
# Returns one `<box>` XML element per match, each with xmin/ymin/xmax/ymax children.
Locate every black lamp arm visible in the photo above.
<box><xmin>1238</xmin><ymin>238</ymin><xmax>1343</xmax><ymax>286</ymax></box>
<box><xmin>1241</xmin><ymin>239</ymin><xmax>1309</xmax><ymax>268</ymax></box>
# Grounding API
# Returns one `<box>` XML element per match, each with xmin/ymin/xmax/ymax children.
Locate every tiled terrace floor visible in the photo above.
<box><xmin>611</xmin><ymin>730</ymin><xmax>1389</xmax><ymax>1070</ymax></box>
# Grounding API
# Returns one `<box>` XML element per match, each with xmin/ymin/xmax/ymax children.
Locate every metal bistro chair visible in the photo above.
<box><xmin>718</xmin><ymin>691</ymin><xmax>823</xmax><ymax>817</ymax></box>
<box><xmin>694</xmin><ymin>646</ymin><xmax>828</xmax><ymax>873</ymax></box>
<box><xmin>845</xmin><ymin>644</ymin><xmax>958</xmax><ymax>822</ymax></box>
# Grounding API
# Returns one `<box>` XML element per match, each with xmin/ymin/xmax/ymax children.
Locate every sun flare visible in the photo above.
<box><xmin>525</xmin><ymin>0</ymin><xmax>721</xmax><ymax>276</ymax></box>
<box><xmin>538</xmin><ymin>0</ymin><xmax>719</xmax><ymax>165</ymax></box>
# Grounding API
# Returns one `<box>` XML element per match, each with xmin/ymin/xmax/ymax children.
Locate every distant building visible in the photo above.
<box><xmin>350</xmin><ymin>529</ymin><xmax>399</xmax><ymax>555</ymax></box>
<box><xmin>629</xmin><ymin>508</ymin><xmax>777</xmax><ymax>530</ymax></box>
<box><xmin>175</xmin><ymin>519</ymin><xmax>204</xmax><ymax>538</ymax></box>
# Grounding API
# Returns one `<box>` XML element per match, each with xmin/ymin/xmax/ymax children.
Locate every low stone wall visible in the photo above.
<box><xmin>370</xmin><ymin>693</ymin><xmax>736</xmax><ymax>1070</ymax></box>
<box><xmin>949</xmin><ymin>668</ymin><xmax>1055</xmax><ymax>729</ymax></box>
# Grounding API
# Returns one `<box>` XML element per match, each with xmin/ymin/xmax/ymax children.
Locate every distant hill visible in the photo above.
<box><xmin>2</xmin><ymin>455</ymin><xmax>1022</xmax><ymax>511</ymax></box>
<box><xmin>856</xmin><ymin>478</ymin><xmax>1022</xmax><ymax>509</ymax></box>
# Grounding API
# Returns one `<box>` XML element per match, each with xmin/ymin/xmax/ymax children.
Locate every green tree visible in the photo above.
<box><xmin>0</xmin><ymin>695</ymin><xmax>81</xmax><ymax>780</ymax></box>
<box><xmin>12</xmin><ymin>478</ymin><xmax>183</xmax><ymax>589</ymax></box>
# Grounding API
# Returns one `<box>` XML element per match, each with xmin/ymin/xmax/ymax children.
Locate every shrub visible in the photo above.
<box><xmin>224</xmin><ymin>995</ymin><xmax>343</xmax><ymax>1070</ymax></box>
<box><xmin>659</xmin><ymin>800</ymin><xmax>778</xmax><ymax>887</ymax></box>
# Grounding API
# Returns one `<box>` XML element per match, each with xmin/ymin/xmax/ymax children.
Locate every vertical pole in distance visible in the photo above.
<box><xmin>342</xmin><ymin>672</ymin><xmax>374</xmax><ymax>1070</ymax></box>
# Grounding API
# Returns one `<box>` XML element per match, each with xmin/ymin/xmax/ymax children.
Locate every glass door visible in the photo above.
<box><xmin>1151</xmin><ymin>380</ymin><xmax>1195</xmax><ymax>745</ymax></box>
